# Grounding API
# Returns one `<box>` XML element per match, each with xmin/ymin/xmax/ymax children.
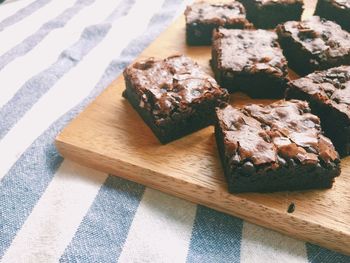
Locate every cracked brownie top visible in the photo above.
<box><xmin>212</xmin><ymin>28</ymin><xmax>288</xmax><ymax>77</ymax></box>
<box><xmin>216</xmin><ymin>100</ymin><xmax>339</xmax><ymax>170</ymax></box>
<box><xmin>185</xmin><ymin>2</ymin><xmax>249</xmax><ymax>26</ymax></box>
<box><xmin>123</xmin><ymin>55</ymin><xmax>229</xmax><ymax>124</ymax></box>
<box><xmin>289</xmin><ymin>66</ymin><xmax>350</xmax><ymax>118</ymax></box>
<box><xmin>277</xmin><ymin>16</ymin><xmax>350</xmax><ymax>65</ymax></box>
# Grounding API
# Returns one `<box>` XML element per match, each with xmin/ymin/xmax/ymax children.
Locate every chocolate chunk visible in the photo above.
<box><xmin>242</xmin><ymin>161</ymin><xmax>256</xmax><ymax>176</ymax></box>
<box><xmin>287</xmin><ymin>202</ymin><xmax>296</xmax><ymax>213</ymax></box>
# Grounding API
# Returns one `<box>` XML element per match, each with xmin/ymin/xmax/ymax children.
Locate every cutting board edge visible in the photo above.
<box><xmin>55</xmin><ymin>135</ymin><xmax>350</xmax><ymax>256</ymax></box>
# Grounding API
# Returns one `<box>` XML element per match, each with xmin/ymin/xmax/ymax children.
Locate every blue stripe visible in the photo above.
<box><xmin>306</xmin><ymin>243</ymin><xmax>350</xmax><ymax>262</ymax></box>
<box><xmin>0</xmin><ymin>1</ymin><xmax>347</xmax><ymax>261</ymax></box>
<box><xmin>0</xmin><ymin>119</ymin><xmax>64</xmax><ymax>259</ymax></box>
<box><xmin>91</xmin><ymin>0</ymin><xmax>185</xmax><ymax>79</ymax></box>
<box><xmin>0</xmin><ymin>0</ymin><xmax>52</xmax><ymax>32</ymax></box>
<box><xmin>0</xmin><ymin>0</ymin><xmax>135</xmax><ymax>140</ymax></box>
<box><xmin>0</xmin><ymin>58</ymin><xmax>112</xmax><ymax>258</ymax></box>
<box><xmin>0</xmin><ymin>0</ymin><xmax>96</xmax><ymax>71</ymax></box>
<box><xmin>0</xmin><ymin>47</ymin><xmax>121</xmax><ymax>256</ymax></box>
<box><xmin>0</xmin><ymin>0</ymin><xmax>183</xmax><ymax>259</ymax></box>
<box><xmin>59</xmin><ymin>177</ymin><xmax>145</xmax><ymax>263</ymax></box>
<box><xmin>186</xmin><ymin>206</ymin><xmax>243</xmax><ymax>263</ymax></box>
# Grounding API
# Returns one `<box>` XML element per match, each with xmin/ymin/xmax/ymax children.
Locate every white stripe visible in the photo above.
<box><xmin>0</xmin><ymin>0</ymin><xmax>122</xmax><ymax>108</ymax></box>
<box><xmin>0</xmin><ymin>0</ymin><xmax>37</xmax><ymax>22</ymax></box>
<box><xmin>0</xmin><ymin>0</ymin><xmax>75</xmax><ymax>55</ymax></box>
<box><xmin>0</xmin><ymin>0</ymin><xmax>164</xmax><ymax>179</ymax></box>
<box><xmin>0</xmin><ymin>160</ymin><xmax>108</xmax><ymax>263</ymax></box>
<box><xmin>118</xmin><ymin>188</ymin><xmax>197</xmax><ymax>263</ymax></box>
<box><xmin>240</xmin><ymin>222</ymin><xmax>308</xmax><ymax>263</ymax></box>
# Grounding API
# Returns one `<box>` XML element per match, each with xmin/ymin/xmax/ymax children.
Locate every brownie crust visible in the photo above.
<box><xmin>184</xmin><ymin>2</ymin><xmax>252</xmax><ymax>45</ymax></box>
<box><xmin>277</xmin><ymin>16</ymin><xmax>350</xmax><ymax>76</ymax></box>
<box><xmin>241</xmin><ymin>0</ymin><xmax>303</xmax><ymax>29</ymax></box>
<box><xmin>123</xmin><ymin>55</ymin><xmax>229</xmax><ymax>144</ymax></box>
<box><xmin>286</xmin><ymin>66</ymin><xmax>350</xmax><ymax>156</ymax></box>
<box><xmin>211</xmin><ymin>28</ymin><xmax>289</xmax><ymax>98</ymax></box>
<box><xmin>315</xmin><ymin>0</ymin><xmax>350</xmax><ymax>32</ymax></box>
<box><xmin>215</xmin><ymin>100</ymin><xmax>340</xmax><ymax>193</ymax></box>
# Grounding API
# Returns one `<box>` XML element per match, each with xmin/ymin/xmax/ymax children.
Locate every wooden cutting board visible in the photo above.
<box><xmin>55</xmin><ymin>0</ymin><xmax>350</xmax><ymax>255</ymax></box>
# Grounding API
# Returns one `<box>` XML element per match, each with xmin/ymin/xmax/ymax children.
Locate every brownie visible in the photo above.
<box><xmin>277</xmin><ymin>16</ymin><xmax>350</xmax><ymax>76</ymax></box>
<box><xmin>211</xmin><ymin>28</ymin><xmax>289</xmax><ymax>98</ymax></box>
<box><xmin>123</xmin><ymin>55</ymin><xmax>229</xmax><ymax>144</ymax></box>
<box><xmin>286</xmin><ymin>66</ymin><xmax>350</xmax><ymax>156</ymax></box>
<box><xmin>184</xmin><ymin>1</ymin><xmax>252</xmax><ymax>45</ymax></box>
<box><xmin>240</xmin><ymin>0</ymin><xmax>303</xmax><ymax>29</ymax></box>
<box><xmin>315</xmin><ymin>0</ymin><xmax>350</xmax><ymax>32</ymax></box>
<box><xmin>215</xmin><ymin>100</ymin><xmax>341</xmax><ymax>193</ymax></box>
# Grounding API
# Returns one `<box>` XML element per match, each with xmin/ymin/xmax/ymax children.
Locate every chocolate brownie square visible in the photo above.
<box><xmin>184</xmin><ymin>1</ymin><xmax>252</xmax><ymax>45</ymax></box>
<box><xmin>315</xmin><ymin>0</ymin><xmax>350</xmax><ymax>32</ymax></box>
<box><xmin>286</xmin><ymin>66</ymin><xmax>350</xmax><ymax>156</ymax></box>
<box><xmin>123</xmin><ymin>55</ymin><xmax>229</xmax><ymax>144</ymax></box>
<box><xmin>240</xmin><ymin>0</ymin><xmax>303</xmax><ymax>29</ymax></box>
<box><xmin>215</xmin><ymin>100</ymin><xmax>340</xmax><ymax>193</ymax></box>
<box><xmin>277</xmin><ymin>16</ymin><xmax>350</xmax><ymax>76</ymax></box>
<box><xmin>211</xmin><ymin>28</ymin><xmax>289</xmax><ymax>98</ymax></box>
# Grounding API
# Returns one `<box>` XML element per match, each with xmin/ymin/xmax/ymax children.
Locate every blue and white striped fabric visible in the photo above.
<box><xmin>0</xmin><ymin>0</ymin><xmax>349</xmax><ymax>262</ymax></box>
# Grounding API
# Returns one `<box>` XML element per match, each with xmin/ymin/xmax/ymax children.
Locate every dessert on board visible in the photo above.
<box><xmin>123</xmin><ymin>55</ymin><xmax>229</xmax><ymax>144</ymax></box>
<box><xmin>286</xmin><ymin>66</ymin><xmax>350</xmax><ymax>156</ymax></box>
<box><xmin>211</xmin><ymin>28</ymin><xmax>289</xmax><ymax>98</ymax></box>
<box><xmin>240</xmin><ymin>0</ymin><xmax>304</xmax><ymax>29</ymax></box>
<box><xmin>315</xmin><ymin>0</ymin><xmax>350</xmax><ymax>32</ymax></box>
<box><xmin>185</xmin><ymin>1</ymin><xmax>252</xmax><ymax>45</ymax></box>
<box><xmin>215</xmin><ymin>100</ymin><xmax>340</xmax><ymax>193</ymax></box>
<box><xmin>277</xmin><ymin>16</ymin><xmax>350</xmax><ymax>75</ymax></box>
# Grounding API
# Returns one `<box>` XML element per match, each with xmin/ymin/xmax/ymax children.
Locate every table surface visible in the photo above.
<box><xmin>0</xmin><ymin>0</ymin><xmax>349</xmax><ymax>262</ymax></box>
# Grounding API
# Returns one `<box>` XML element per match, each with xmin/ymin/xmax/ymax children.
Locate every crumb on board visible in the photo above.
<box><xmin>287</xmin><ymin>202</ymin><xmax>295</xmax><ymax>213</ymax></box>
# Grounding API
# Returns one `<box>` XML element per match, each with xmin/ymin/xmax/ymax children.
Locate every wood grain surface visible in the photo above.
<box><xmin>55</xmin><ymin>0</ymin><xmax>350</xmax><ymax>255</ymax></box>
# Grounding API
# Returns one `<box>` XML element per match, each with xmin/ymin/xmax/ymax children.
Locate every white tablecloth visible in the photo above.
<box><xmin>0</xmin><ymin>0</ymin><xmax>349</xmax><ymax>262</ymax></box>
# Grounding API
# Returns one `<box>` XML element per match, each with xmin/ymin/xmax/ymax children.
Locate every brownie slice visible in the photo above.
<box><xmin>277</xmin><ymin>16</ymin><xmax>350</xmax><ymax>76</ymax></box>
<box><xmin>184</xmin><ymin>1</ymin><xmax>252</xmax><ymax>46</ymax></box>
<box><xmin>123</xmin><ymin>55</ymin><xmax>229</xmax><ymax>144</ymax></box>
<box><xmin>240</xmin><ymin>0</ymin><xmax>303</xmax><ymax>29</ymax></box>
<box><xmin>215</xmin><ymin>100</ymin><xmax>340</xmax><ymax>193</ymax></box>
<box><xmin>211</xmin><ymin>28</ymin><xmax>289</xmax><ymax>98</ymax></box>
<box><xmin>286</xmin><ymin>66</ymin><xmax>350</xmax><ymax>156</ymax></box>
<box><xmin>315</xmin><ymin>0</ymin><xmax>350</xmax><ymax>32</ymax></box>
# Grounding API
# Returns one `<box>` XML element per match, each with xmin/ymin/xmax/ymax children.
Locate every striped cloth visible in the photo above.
<box><xmin>0</xmin><ymin>0</ymin><xmax>349</xmax><ymax>262</ymax></box>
